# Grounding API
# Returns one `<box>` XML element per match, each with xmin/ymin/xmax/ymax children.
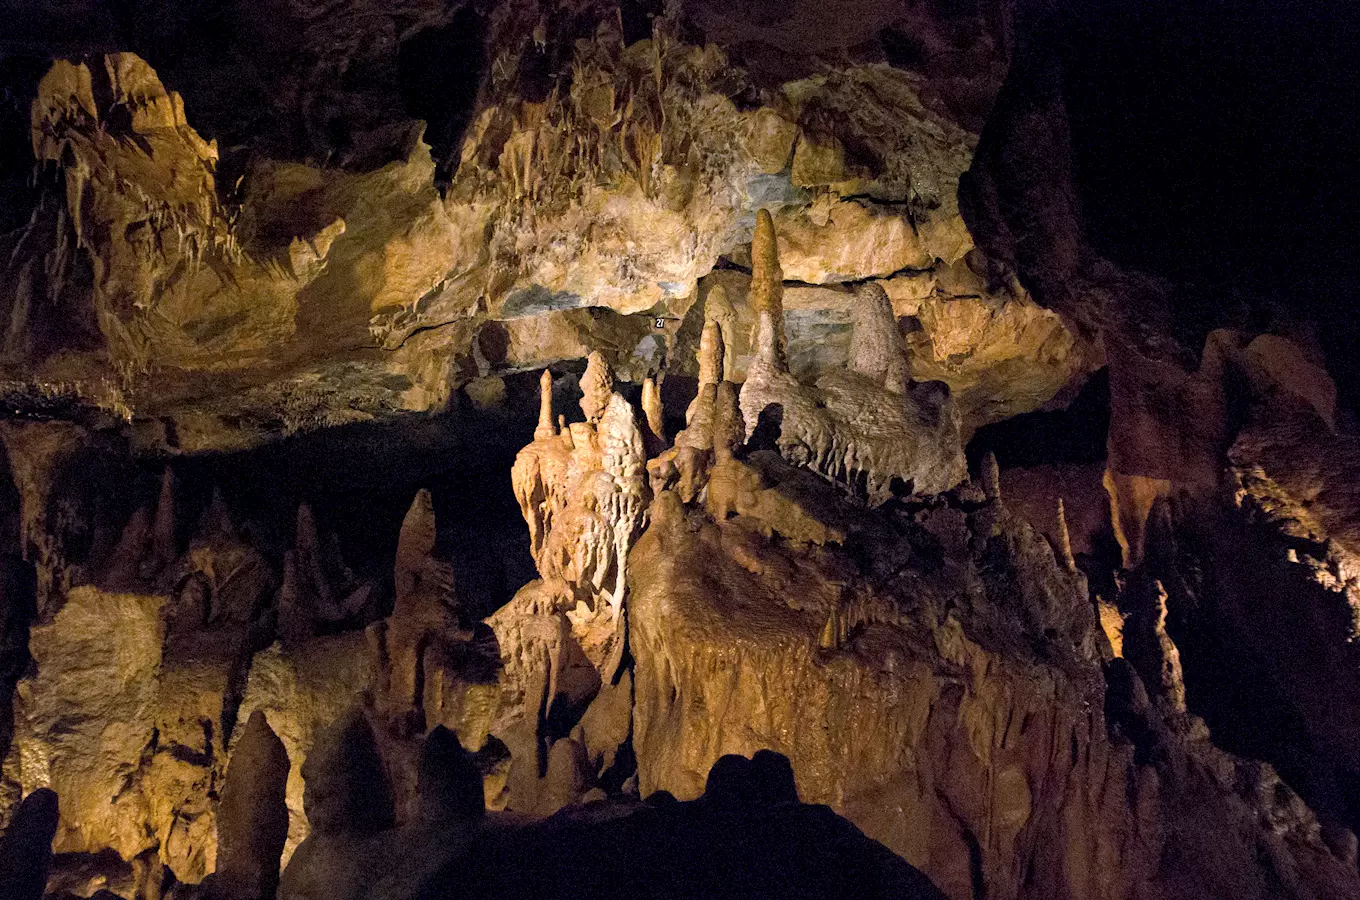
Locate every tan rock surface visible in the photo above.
<box><xmin>234</xmin><ymin>633</ymin><xmax>374</xmax><ymax>866</ymax></box>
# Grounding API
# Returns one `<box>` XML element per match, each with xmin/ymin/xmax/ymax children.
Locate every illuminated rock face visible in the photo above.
<box><xmin>510</xmin><ymin>352</ymin><xmax>649</xmax><ymax>629</ymax></box>
<box><xmin>0</xmin><ymin>4</ymin><xmax>1091</xmax><ymax>456</ymax></box>
<box><xmin>738</xmin><ymin>211</ymin><xmax>968</xmax><ymax>504</ymax></box>
<box><xmin>0</xmin><ymin>5</ymin><xmax>1359</xmax><ymax>900</ymax></box>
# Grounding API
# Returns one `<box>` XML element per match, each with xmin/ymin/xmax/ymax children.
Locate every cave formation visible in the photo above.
<box><xmin>0</xmin><ymin>1</ymin><xmax>1359</xmax><ymax>898</ymax></box>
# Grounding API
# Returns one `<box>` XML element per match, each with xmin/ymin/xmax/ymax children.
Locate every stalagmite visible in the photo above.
<box><xmin>417</xmin><ymin>726</ymin><xmax>485</xmax><ymax>824</ymax></box>
<box><xmin>849</xmin><ymin>282</ymin><xmax>910</xmax><ymax>395</ymax></box>
<box><xmin>210</xmin><ymin>711</ymin><xmax>289</xmax><ymax>900</ymax></box>
<box><xmin>981</xmin><ymin>452</ymin><xmax>1002</xmax><ymax>504</ymax></box>
<box><xmin>1056</xmin><ymin>498</ymin><xmax>1077</xmax><ymax>572</ymax></box>
<box><xmin>149</xmin><ymin>465</ymin><xmax>178</xmax><ymax>575</ymax></box>
<box><xmin>818</xmin><ymin>606</ymin><xmax>846</xmax><ymax>650</ymax></box>
<box><xmin>383</xmin><ymin>489</ymin><xmax>462</xmax><ymax>729</ymax></box>
<box><xmin>1153</xmin><ymin>581</ymin><xmax>1187</xmax><ymax>714</ymax></box>
<box><xmin>750</xmin><ymin>208</ymin><xmax>788</xmax><ymax>372</ymax></box>
<box><xmin>712</xmin><ymin>382</ymin><xmax>745</xmax><ymax>462</ymax></box>
<box><xmin>641</xmin><ymin>376</ymin><xmax>666</xmax><ymax>450</ymax></box>
<box><xmin>698</xmin><ymin>319</ymin><xmax>725</xmax><ymax>389</ymax></box>
<box><xmin>580</xmin><ymin>352</ymin><xmax>614</xmax><ymax>424</ymax></box>
<box><xmin>738</xmin><ymin>211</ymin><xmax>965</xmax><ymax>502</ymax></box>
<box><xmin>535</xmin><ymin>369</ymin><xmax>557</xmax><ymax>440</ymax></box>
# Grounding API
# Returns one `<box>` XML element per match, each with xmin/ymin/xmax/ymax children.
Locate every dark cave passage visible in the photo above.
<box><xmin>399</xmin><ymin>4</ymin><xmax>491</xmax><ymax>187</ymax></box>
<box><xmin>163</xmin><ymin>371</ymin><xmax>566</xmax><ymax>623</ymax></box>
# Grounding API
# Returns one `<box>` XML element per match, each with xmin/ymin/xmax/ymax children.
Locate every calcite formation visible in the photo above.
<box><xmin>739</xmin><ymin>210</ymin><xmax>968</xmax><ymax>504</ymax></box>
<box><xmin>1</xmin><ymin>2</ymin><xmax>1063</xmax><ymax>456</ymax></box>
<box><xmin>0</xmin><ymin>4</ymin><xmax>1358</xmax><ymax>900</ymax></box>
<box><xmin>510</xmin><ymin>352</ymin><xmax>649</xmax><ymax>626</ymax></box>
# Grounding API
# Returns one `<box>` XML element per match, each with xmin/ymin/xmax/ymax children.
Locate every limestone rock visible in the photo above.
<box><xmin>417</xmin><ymin>726</ymin><xmax>484</xmax><ymax>825</ymax></box>
<box><xmin>380</xmin><ymin>489</ymin><xmax>463</xmax><ymax>730</ymax></box>
<box><xmin>11</xmin><ymin>586</ymin><xmax>165</xmax><ymax>863</ymax></box>
<box><xmin>1</xmin><ymin>18</ymin><xmax>1002</xmax><ymax>455</ymax></box>
<box><xmin>511</xmin><ymin>367</ymin><xmax>650</xmax><ymax>631</ymax></box>
<box><xmin>688</xmin><ymin>264</ymin><xmax>1092</xmax><ymax>434</ymax></box>
<box><xmin>537</xmin><ymin>737</ymin><xmax>592</xmax><ymax>816</ymax></box>
<box><xmin>234</xmin><ymin>633</ymin><xmax>374</xmax><ymax>864</ymax></box>
<box><xmin>739</xmin><ymin>212</ymin><xmax>966</xmax><ymax>503</ymax></box>
<box><xmin>277</xmin><ymin>709</ymin><xmax>394</xmax><ymax>900</ymax></box>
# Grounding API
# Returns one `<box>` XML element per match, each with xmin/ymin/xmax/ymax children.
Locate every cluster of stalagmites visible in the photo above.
<box><xmin>737</xmin><ymin>210</ymin><xmax>968</xmax><ymax>504</ymax></box>
<box><xmin>0</xmin><ymin>711</ymin><xmax>946</xmax><ymax>900</ymax></box>
<box><xmin>0</xmin><ymin>443</ymin><xmax>517</xmax><ymax>896</ymax></box>
<box><xmin>2</xmin><ymin>202</ymin><xmax>1359</xmax><ymax>900</ymax></box>
<box><xmin>511</xmin><ymin>208</ymin><xmax>970</xmax><ymax>598</ymax></box>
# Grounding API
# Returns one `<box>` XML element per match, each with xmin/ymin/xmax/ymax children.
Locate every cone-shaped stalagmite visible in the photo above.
<box><xmin>981</xmin><ymin>452</ymin><xmax>1002</xmax><ymax>504</ymax></box>
<box><xmin>698</xmin><ymin>319</ymin><xmax>725</xmax><ymax>388</ymax></box>
<box><xmin>418</xmin><ymin>726</ymin><xmax>485</xmax><ymax>824</ymax></box>
<box><xmin>300</xmin><ymin>707</ymin><xmax>395</xmax><ymax>836</ymax></box>
<box><xmin>849</xmin><ymin>282</ymin><xmax>910</xmax><ymax>395</ymax></box>
<box><xmin>395</xmin><ymin>488</ymin><xmax>443</xmax><ymax>606</ymax></box>
<box><xmin>536</xmin><ymin>370</ymin><xmax>557</xmax><ymax>440</ymax></box>
<box><xmin>712</xmin><ymin>382</ymin><xmax>744</xmax><ymax>462</ymax></box>
<box><xmin>819</xmin><ymin>607</ymin><xmax>843</xmax><ymax>650</ymax></box>
<box><xmin>751</xmin><ymin>209</ymin><xmax>787</xmax><ymax>372</ymax></box>
<box><xmin>211</xmin><ymin>711</ymin><xmax>289</xmax><ymax>900</ymax></box>
<box><xmin>150</xmin><ymin>465</ymin><xmax>178</xmax><ymax>574</ymax></box>
<box><xmin>687</xmin><ymin>319</ymin><xmax>726</xmax><ymax>430</ymax></box>
<box><xmin>1056</xmin><ymin>498</ymin><xmax>1077</xmax><ymax>572</ymax></box>
<box><xmin>642</xmin><ymin>377</ymin><xmax>665</xmax><ymax>446</ymax></box>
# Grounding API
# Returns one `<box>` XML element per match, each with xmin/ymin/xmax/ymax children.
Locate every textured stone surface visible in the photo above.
<box><xmin>0</xmin><ymin>5</ymin><xmax>997</xmax><ymax>453</ymax></box>
<box><xmin>738</xmin><ymin>210</ymin><xmax>967</xmax><ymax>503</ymax></box>
<box><xmin>0</xmin><ymin>5</ymin><xmax>1355</xmax><ymax>900</ymax></box>
<box><xmin>235</xmin><ymin>633</ymin><xmax>374</xmax><ymax>865</ymax></box>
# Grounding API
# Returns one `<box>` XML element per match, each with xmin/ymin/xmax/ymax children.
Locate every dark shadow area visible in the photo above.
<box><xmin>966</xmin><ymin>368</ymin><xmax>1109</xmax><ymax>470</ymax></box>
<box><xmin>1055</xmin><ymin>0</ymin><xmax>1360</xmax><ymax>413</ymax></box>
<box><xmin>423</xmin><ymin>750</ymin><xmax>946</xmax><ymax>900</ymax></box>
<box><xmin>399</xmin><ymin>6</ymin><xmax>490</xmax><ymax>187</ymax></box>
<box><xmin>164</xmin><ymin>371</ymin><xmax>557</xmax><ymax>622</ymax></box>
<box><xmin>1166</xmin><ymin>506</ymin><xmax>1360</xmax><ymax>836</ymax></box>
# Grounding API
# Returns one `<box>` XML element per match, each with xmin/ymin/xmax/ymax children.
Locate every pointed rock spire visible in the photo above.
<box><xmin>712</xmin><ymin>382</ymin><xmax>744</xmax><ymax>462</ymax></box>
<box><xmin>300</xmin><ymin>707</ymin><xmax>395</xmax><ymax>836</ymax></box>
<box><xmin>818</xmin><ymin>605</ymin><xmax>846</xmax><ymax>650</ymax></box>
<box><xmin>980</xmin><ymin>452</ymin><xmax>1002</xmax><ymax>504</ymax></box>
<box><xmin>396</xmin><ymin>488</ymin><xmax>442</xmax><ymax>606</ymax></box>
<box><xmin>698</xmin><ymin>319</ymin><xmax>725</xmax><ymax>388</ymax></box>
<box><xmin>751</xmin><ymin>208</ymin><xmax>787</xmax><ymax>372</ymax></box>
<box><xmin>150</xmin><ymin>465</ymin><xmax>177</xmax><ymax>572</ymax></box>
<box><xmin>688</xmin><ymin>319</ymin><xmax>727</xmax><ymax>429</ymax></box>
<box><xmin>296</xmin><ymin>501</ymin><xmax>320</xmax><ymax>557</ymax></box>
<box><xmin>642</xmin><ymin>377</ymin><xmax>665</xmax><ymax>446</ymax></box>
<box><xmin>849</xmin><ymin>282</ymin><xmax>910</xmax><ymax>394</ymax></box>
<box><xmin>536</xmin><ymin>369</ymin><xmax>557</xmax><ymax>440</ymax></box>
<box><xmin>213</xmin><ymin>711</ymin><xmax>289</xmax><ymax>900</ymax></box>
<box><xmin>1056</xmin><ymin>498</ymin><xmax>1077</xmax><ymax>572</ymax></box>
<box><xmin>198</xmin><ymin>487</ymin><xmax>235</xmax><ymax>541</ymax></box>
